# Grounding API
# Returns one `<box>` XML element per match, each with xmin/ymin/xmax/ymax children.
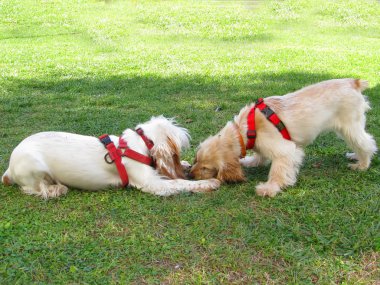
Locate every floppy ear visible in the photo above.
<box><xmin>216</xmin><ymin>155</ymin><xmax>246</xmax><ymax>183</ymax></box>
<box><xmin>150</xmin><ymin>136</ymin><xmax>185</xmax><ymax>179</ymax></box>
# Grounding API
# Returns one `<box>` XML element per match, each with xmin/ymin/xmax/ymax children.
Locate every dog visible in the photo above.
<box><xmin>189</xmin><ymin>79</ymin><xmax>377</xmax><ymax>197</ymax></box>
<box><xmin>2</xmin><ymin>116</ymin><xmax>220</xmax><ymax>198</ymax></box>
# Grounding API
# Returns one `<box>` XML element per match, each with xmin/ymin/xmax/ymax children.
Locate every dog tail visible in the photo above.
<box><xmin>352</xmin><ymin>79</ymin><xmax>371</xmax><ymax>112</ymax></box>
<box><xmin>353</xmin><ymin>79</ymin><xmax>368</xmax><ymax>92</ymax></box>
<box><xmin>2</xmin><ymin>168</ymin><xmax>13</xmax><ymax>186</ymax></box>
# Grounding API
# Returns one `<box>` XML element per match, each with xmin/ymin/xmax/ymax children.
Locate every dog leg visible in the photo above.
<box><xmin>38</xmin><ymin>180</ymin><xmax>68</xmax><ymax>199</ymax></box>
<box><xmin>339</xmin><ymin>125</ymin><xmax>377</xmax><ymax>170</ymax></box>
<box><xmin>240</xmin><ymin>154</ymin><xmax>268</xmax><ymax>168</ymax></box>
<box><xmin>256</xmin><ymin>146</ymin><xmax>304</xmax><ymax>197</ymax></box>
<box><xmin>21</xmin><ymin>185</ymin><xmax>42</xmax><ymax>197</ymax></box>
<box><xmin>139</xmin><ymin>178</ymin><xmax>220</xmax><ymax>196</ymax></box>
<box><xmin>20</xmin><ymin>174</ymin><xmax>68</xmax><ymax>199</ymax></box>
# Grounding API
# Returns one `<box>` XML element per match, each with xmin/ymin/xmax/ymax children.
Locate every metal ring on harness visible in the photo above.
<box><xmin>104</xmin><ymin>153</ymin><xmax>114</xmax><ymax>164</ymax></box>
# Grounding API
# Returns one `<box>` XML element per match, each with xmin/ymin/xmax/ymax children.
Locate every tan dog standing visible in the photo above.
<box><xmin>190</xmin><ymin>79</ymin><xmax>377</xmax><ymax>197</ymax></box>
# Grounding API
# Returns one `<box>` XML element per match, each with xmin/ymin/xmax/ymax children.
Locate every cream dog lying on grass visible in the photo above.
<box><xmin>189</xmin><ymin>79</ymin><xmax>377</xmax><ymax>197</ymax></box>
<box><xmin>2</xmin><ymin>116</ymin><xmax>220</xmax><ymax>198</ymax></box>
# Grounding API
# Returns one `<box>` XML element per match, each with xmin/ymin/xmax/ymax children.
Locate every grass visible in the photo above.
<box><xmin>0</xmin><ymin>0</ymin><xmax>379</xmax><ymax>283</ymax></box>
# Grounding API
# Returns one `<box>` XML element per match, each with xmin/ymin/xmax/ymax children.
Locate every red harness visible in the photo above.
<box><xmin>99</xmin><ymin>128</ymin><xmax>154</xmax><ymax>187</ymax></box>
<box><xmin>246</xmin><ymin>98</ymin><xmax>291</xmax><ymax>149</ymax></box>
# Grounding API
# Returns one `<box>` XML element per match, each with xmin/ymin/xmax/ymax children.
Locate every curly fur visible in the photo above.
<box><xmin>190</xmin><ymin>79</ymin><xmax>377</xmax><ymax>197</ymax></box>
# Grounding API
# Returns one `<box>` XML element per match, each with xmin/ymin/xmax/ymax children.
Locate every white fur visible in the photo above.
<box><xmin>2</xmin><ymin>116</ymin><xmax>220</xmax><ymax>198</ymax></box>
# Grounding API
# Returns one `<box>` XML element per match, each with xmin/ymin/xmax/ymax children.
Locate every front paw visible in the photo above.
<box><xmin>346</xmin><ymin>152</ymin><xmax>358</xmax><ymax>161</ymax></box>
<box><xmin>240</xmin><ymin>155</ymin><xmax>268</xmax><ymax>167</ymax></box>
<box><xmin>181</xmin><ymin>160</ymin><xmax>192</xmax><ymax>177</ymax></box>
<box><xmin>181</xmin><ymin>160</ymin><xmax>192</xmax><ymax>170</ymax></box>
<box><xmin>348</xmin><ymin>162</ymin><xmax>368</xmax><ymax>171</ymax></box>
<box><xmin>192</xmin><ymin>179</ymin><xmax>220</xmax><ymax>193</ymax></box>
<box><xmin>255</xmin><ymin>182</ymin><xmax>281</xmax><ymax>197</ymax></box>
<box><xmin>209</xmin><ymin>178</ymin><xmax>221</xmax><ymax>189</ymax></box>
<box><xmin>240</xmin><ymin>156</ymin><xmax>258</xmax><ymax>167</ymax></box>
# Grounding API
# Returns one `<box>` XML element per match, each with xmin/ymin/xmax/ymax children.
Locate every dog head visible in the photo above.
<box><xmin>136</xmin><ymin>116</ymin><xmax>190</xmax><ymax>179</ymax></box>
<box><xmin>189</xmin><ymin>125</ymin><xmax>246</xmax><ymax>183</ymax></box>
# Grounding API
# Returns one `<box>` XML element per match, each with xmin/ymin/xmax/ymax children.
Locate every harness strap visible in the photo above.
<box><xmin>119</xmin><ymin>137</ymin><xmax>154</xmax><ymax>166</ymax></box>
<box><xmin>134</xmin><ymin>128</ymin><xmax>156</xmax><ymax>167</ymax></box>
<box><xmin>246</xmin><ymin>98</ymin><xmax>291</xmax><ymax>149</ymax></box>
<box><xmin>99</xmin><ymin>134</ymin><xmax>129</xmax><ymax>187</ymax></box>
<box><xmin>135</xmin><ymin>128</ymin><xmax>154</xmax><ymax>150</ymax></box>
<box><xmin>246</xmin><ymin>106</ymin><xmax>257</xmax><ymax>150</ymax></box>
<box><xmin>255</xmin><ymin>98</ymin><xmax>291</xmax><ymax>140</ymax></box>
<box><xmin>99</xmin><ymin>129</ymin><xmax>155</xmax><ymax>187</ymax></box>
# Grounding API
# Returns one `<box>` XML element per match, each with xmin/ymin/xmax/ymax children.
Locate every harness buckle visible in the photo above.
<box><xmin>261</xmin><ymin>106</ymin><xmax>274</xmax><ymax>118</ymax></box>
<box><xmin>99</xmin><ymin>134</ymin><xmax>112</xmax><ymax>146</ymax></box>
<box><xmin>276</xmin><ymin>121</ymin><xmax>286</xmax><ymax>131</ymax></box>
<box><xmin>247</xmin><ymin>130</ymin><xmax>257</xmax><ymax>139</ymax></box>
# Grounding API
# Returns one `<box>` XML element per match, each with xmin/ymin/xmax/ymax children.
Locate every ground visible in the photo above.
<box><xmin>0</xmin><ymin>0</ymin><xmax>379</xmax><ymax>284</ymax></box>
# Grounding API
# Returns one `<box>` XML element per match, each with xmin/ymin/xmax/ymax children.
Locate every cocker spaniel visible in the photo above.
<box><xmin>2</xmin><ymin>116</ymin><xmax>220</xmax><ymax>198</ymax></box>
<box><xmin>189</xmin><ymin>79</ymin><xmax>377</xmax><ymax>197</ymax></box>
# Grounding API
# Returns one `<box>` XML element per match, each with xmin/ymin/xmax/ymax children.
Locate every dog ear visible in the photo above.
<box><xmin>216</xmin><ymin>156</ymin><xmax>246</xmax><ymax>183</ymax></box>
<box><xmin>151</xmin><ymin>136</ymin><xmax>185</xmax><ymax>179</ymax></box>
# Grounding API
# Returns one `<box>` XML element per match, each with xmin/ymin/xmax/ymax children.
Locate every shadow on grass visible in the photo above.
<box><xmin>1</xmin><ymin>71</ymin><xmax>361</xmax><ymax>135</ymax></box>
<box><xmin>2</xmin><ymin>71</ymin><xmax>378</xmax><ymax>151</ymax></box>
<box><xmin>1</xmin><ymin>71</ymin><xmax>378</xmax><ymax>175</ymax></box>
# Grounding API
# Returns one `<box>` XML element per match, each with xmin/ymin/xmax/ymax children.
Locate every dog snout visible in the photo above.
<box><xmin>187</xmin><ymin>171</ymin><xmax>195</xmax><ymax>179</ymax></box>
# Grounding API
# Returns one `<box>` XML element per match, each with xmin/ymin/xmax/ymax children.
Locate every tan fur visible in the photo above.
<box><xmin>2</xmin><ymin>175</ymin><xmax>11</xmax><ymax>186</ymax></box>
<box><xmin>353</xmin><ymin>79</ymin><xmax>368</xmax><ymax>91</ymax></box>
<box><xmin>191</xmin><ymin>123</ymin><xmax>246</xmax><ymax>183</ymax></box>
<box><xmin>154</xmin><ymin>136</ymin><xmax>186</xmax><ymax>179</ymax></box>
<box><xmin>190</xmin><ymin>79</ymin><xmax>377</xmax><ymax>197</ymax></box>
<box><xmin>168</xmin><ymin>137</ymin><xmax>187</xmax><ymax>179</ymax></box>
<box><xmin>217</xmin><ymin>157</ymin><xmax>246</xmax><ymax>182</ymax></box>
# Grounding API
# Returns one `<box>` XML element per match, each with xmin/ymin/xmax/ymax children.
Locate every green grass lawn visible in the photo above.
<box><xmin>1</xmin><ymin>0</ymin><xmax>379</xmax><ymax>283</ymax></box>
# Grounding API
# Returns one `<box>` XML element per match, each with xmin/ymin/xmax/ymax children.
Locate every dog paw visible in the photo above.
<box><xmin>47</xmin><ymin>184</ymin><xmax>68</xmax><ymax>198</ymax></box>
<box><xmin>209</xmin><ymin>178</ymin><xmax>221</xmax><ymax>188</ymax></box>
<box><xmin>348</xmin><ymin>162</ymin><xmax>368</xmax><ymax>171</ymax></box>
<box><xmin>240</xmin><ymin>156</ymin><xmax>257</xmax><ymax>167</ymax></box>
<box><xmin>255</xmin><ymin>182</ymin><xmax>281</xmax><ymax>197</ymax></box>
<box><xmin>181</xmin><ymin>160</ymin><xmax>192</xmax><ymax>177</ymax></box>
<box><xmin>240</xmin><ymin>155</ymin><xmax>268</xmax><ymax>167</ymax></box>
<box><xmin>346</xmin><ymin>152</ymin><xmax>358</xmax><ymax>161</ymax></box>
<box><xmin>181</xmin><ymin>160</ymin><xmax>192</xmax><ymax>170</ymax></box>
<box><xmin>203</xmin><ymin>178</ymin><xmax>221</xmax><ymax>191</ymax></box>
<box><xmin>192</xmin><ymin>179</ymin><xmax>220</xmax><ymax>193</ymax></box>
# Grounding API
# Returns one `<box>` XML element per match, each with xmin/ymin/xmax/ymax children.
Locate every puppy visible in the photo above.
<box><xmin>189</xmin><ymin>79</ymin><xmax>377</xmax><ymax>197</ymax></box>
<box><xmin>2</xmin><ymin>116</ymin><xmax>220</xmax><ymax>198</ymax></box>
